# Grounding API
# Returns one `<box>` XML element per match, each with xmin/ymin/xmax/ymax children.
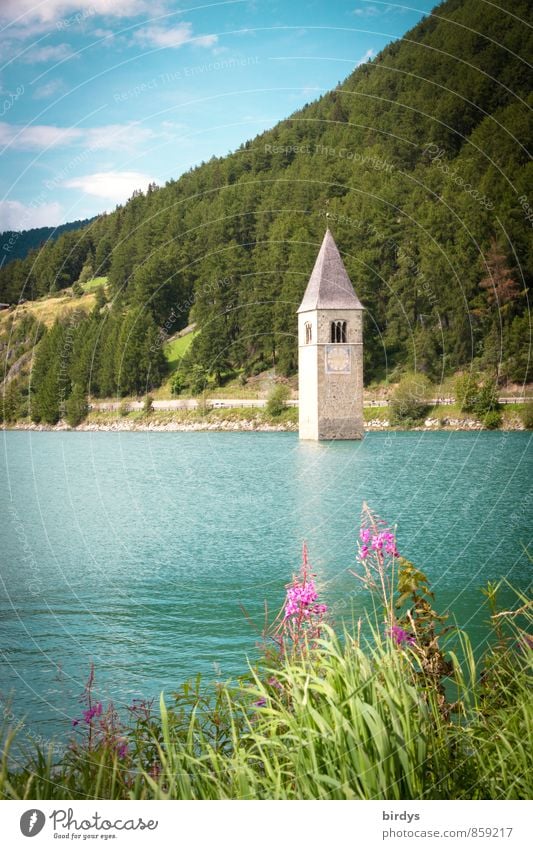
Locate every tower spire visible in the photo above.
<box><xmin>298</xmin><ymin>229</ymin><xmax>363</xmax><ymax>313</ymax></box>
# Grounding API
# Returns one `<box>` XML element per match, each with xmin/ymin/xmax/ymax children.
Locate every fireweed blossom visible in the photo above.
<box><xmin>353</xmin><ymin>502</ymin><xmax>401</xmax><ymax>631</ymax></box>
<box><xmin>276</xmin><ymin>542</ymin><xmax>328</xmax><ymax>656</ymax></box>
<box><xmin>386</xmin><ymin>624</ymin><xmax>416</xmax><ymax>647</ymax></box>
<box><xmin>71</xmin><ymin>665</ymin><xmax>129</xmax><ymax>759</ymax></box>
<box><xmin>283</xmin><ymin>545</ymin><xmax>328</xmax><ymax>623</ymax></box>
<box><xmin>285</xmin><ymin>580</ymin><xmax>327</xmax><ymax>620</ymax></box>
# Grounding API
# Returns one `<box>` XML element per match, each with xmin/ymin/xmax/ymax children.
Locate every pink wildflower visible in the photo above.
<box><xmin>386</xmin><ymin>624</ymin><xmax>416</xmax><ymax>646</ymax></box>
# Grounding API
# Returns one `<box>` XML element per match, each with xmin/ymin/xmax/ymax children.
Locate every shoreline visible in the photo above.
<box><xmin>5</xmin><ymin>416</ymin><xmax>527</xmax><ymax>434</ymax></box>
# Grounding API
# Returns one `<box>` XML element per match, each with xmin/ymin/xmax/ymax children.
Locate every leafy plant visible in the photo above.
<box><xmin>389</xmin><ymin>373</ymin><xmax>432</xmax><ymax>424</ymax></box>
<box><xmin>519</xmin><ymin>401</ymin><xmax>533</xmax><ymax>430</ymax></box>
<box><xmin>483</xmin><ymin>409</ymin><xmax>502</xmax><ymax>429</ymax></box>
<box><xmin>265</xmin><ymin>383</ymin><xmax>290</xmax><ymax>417</ymax></box>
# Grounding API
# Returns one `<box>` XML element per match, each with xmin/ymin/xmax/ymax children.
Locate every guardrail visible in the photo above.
<box><xmin>88</xmin><ymin>396</ymin><xmax>531</xmax><ymax>412</ymax></box>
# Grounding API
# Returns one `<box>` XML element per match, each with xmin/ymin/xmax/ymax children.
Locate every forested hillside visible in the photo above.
<box><xmin>1</xmin><ymin>0</ymin><xmax>531</xmax><ymax>423</ymax></box>
<box><xmin>1</xmin><ymin>219</ymin><xmax>93</xmax><ymax>266</ymax></box>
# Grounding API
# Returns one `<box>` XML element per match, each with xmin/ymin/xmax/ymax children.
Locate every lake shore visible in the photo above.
<box><xmin>6</xmin><ymin>410</ymin><xmax>527</xmax><ymax>433</ymax></box>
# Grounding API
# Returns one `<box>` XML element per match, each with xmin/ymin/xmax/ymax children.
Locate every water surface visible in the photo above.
<box><xmin>1</xmin><ymin>430</ymin><xmax>531</xmax><ymax>746</ymax></box>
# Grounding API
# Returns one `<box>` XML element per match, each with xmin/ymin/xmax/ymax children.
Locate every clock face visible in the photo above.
<box><xmin>325</xmin><ymin>345</ymin><xmax>351</xmax><ymax>374</ymax></box>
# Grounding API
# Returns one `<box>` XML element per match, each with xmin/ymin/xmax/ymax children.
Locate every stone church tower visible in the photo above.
<box><xmin>297</xmin><ymin>229</ymin><xmax>364</xmax><ymax>440</ymax></box>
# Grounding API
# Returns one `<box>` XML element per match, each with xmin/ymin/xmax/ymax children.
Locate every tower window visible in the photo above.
<box><xmin>305</xmin><ymin>321</ymin><xmax>312</xmax><ymax>344</ymax></box>
<box><xmin>330</xmin><ymin>320</ymin><xmax>347</xmax><ymax>343</ymax></box>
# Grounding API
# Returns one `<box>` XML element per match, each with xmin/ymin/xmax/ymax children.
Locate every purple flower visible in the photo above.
<box><xmin>371</xmin><ymin>533</ymin><xmax>383</xmax><ymax>551</ymax></box>
<box><xmin>359</xmin><ymin>544</ymin><xmax>369</xmax><ymax>560</ymax></box>
<box><xmin>71</xmin><ymin>719</ymin><xmax>79</xmax><ymax>727</ymax></box>
<box><xmin>254</xmin><ymin>697</ymin><xmax>267</xmax><ymax>708</ymax></box>
<box><xmin>360</xmin><ymin>528</ymin><xmax>371</xmax><ymax>544</ymax></box>
<box><xmin>386</xmin><ymin>624</ymin><xmax>416</xmax><ymax>646</ymax></box>
<box><xmin>285</xmin><ymin>580</ymin><xmax>319</xmax><ymax>619</ymax></box>
<box><xmin>117</xmin><ymin>742</ymin><xmax>129</xmax><ymax>758</ymax></box>
<box><xmin>82</xmin><ymin>701</ymin><xmax>103</xmax><ymax>724</ymax></box>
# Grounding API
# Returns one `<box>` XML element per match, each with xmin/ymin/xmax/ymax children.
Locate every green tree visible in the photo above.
<box><xmin>390</xmin><ymin>373</ymin><xmax>432</xmax><ymax>424</ymax></box>
<box><xmin>2</xmin><ymin>380</ymin><xmax>22</xmax><ymax>423</ymax></box>
<box><xmin>266</xmin><ymin>382</ymin><xmax>291</xmax><ymax>417</ymax></box>
<box><xmin>30</xmin><ymin>323</ymin><xmax>66</xmax><ymax>424</ymax></box>
<box><xmin>65</xmin><ymin>384</ymin><xmax>88</xmax><ymax>427</ymax></box>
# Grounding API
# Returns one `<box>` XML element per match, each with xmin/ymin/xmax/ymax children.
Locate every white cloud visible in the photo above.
<box><xmin>355</xmin><ymin>48</ymin><xmax>376</xmax><ymax>66</ymax></box>
<box><xmin>63</xmin><ymin>170</ymin><xmax>156</xmax><ymax>202</ymax></box>
<box><xmin>0</xmin><ymin>122</ymin><xmax>79</xmax><ymax>149</ymax></box>
<box><xmin>0</xmin><ymin>120</ymin><xmax>156</xmax><ymax>151</ymax></box>
<box><xmin>0</xmin><ymin>199</ymin><xmax>63</xmax><ymax>231</ymax></box>
<box><xmin>20</xmin><ymin>43</ymin><xmax>74</xmax><ymax>63</ymax></box>
<box><xmin>135</xmin><ymin>23</ymin><xmax>218</xmax><ymax>50</ymax></box>
<box><xmin>86</xmin><ymin>123</ymin><xmax>156</xmax><ymax>150</ymax></box>
<box><xmin>353</xmin><ymin>5</ymin><xmax>382</xmax><ymax>16</ymax></box>
<box><xmin>0</xmin><ymin>1</ymin><xmax>161</xmax><ymax>27</ymax></box>
<box><xmin>32</xmin><ymin>78</ymin><xmax>65</xmax><ymax>99</ymax></box>
<box><xmin>195</xmin><ymin>34</ymin><xmax>218</xmax><ymax>48</ymax></box>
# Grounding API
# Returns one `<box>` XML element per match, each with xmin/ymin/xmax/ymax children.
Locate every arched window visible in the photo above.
<box><xmin>305</xmin><ymin>322</ymin><xmax>312</xmax><ymax>344</ymax></box>
<box><xmin>330</xmin><ymin>320</ymin><xmax>347</xmax><ymax>343</ymax></box>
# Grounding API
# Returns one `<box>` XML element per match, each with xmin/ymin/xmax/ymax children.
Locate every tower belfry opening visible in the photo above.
<box><xmin>297</xmin><ymin>229</ymin><xmax>364</xmax><ymax>440</ymax></box>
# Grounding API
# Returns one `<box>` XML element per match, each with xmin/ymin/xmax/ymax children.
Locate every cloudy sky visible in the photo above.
<box><xmin>0</xmin><ymin>1</ymin><xmax>435</xmax><ymax>231</ymax></box>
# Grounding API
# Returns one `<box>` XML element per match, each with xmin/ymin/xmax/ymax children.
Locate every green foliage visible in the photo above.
<box><xmin>170</xmin><ymin>371</ymin><xmax>185</xmax><ymax>396</ymax></box>
<box><xmin>143</xmin><ymin>394</ymin><xmax>154</xmax><ymax>415</ymax></box>
<box><xmin>454</xmin><ymin>371</ymin><xmax>480</xmax><ymax>412</ymax></box>
<box><xmin>1</xmin><ymin>380</ymin><xmax>22</xmax><ymax>423</ymax></box>
<box><xmin>30</xmin><ymin>321</ymin><xmax>71</xmax><ymax>424</ymax></box>
<box><xmin>455</xmin><ymin>372</ymin><xmax>500</xmax><ymax>417</ymax></box>
<box><xmin>65</xmin><ymin>384</ymin><xmax>88</xmax><ymax>427</ymax></box>
<box><xmin>76</xmin><ymin>262</ymin><xmax>93</xmax><ymax>287</ymax></box>
<box><xmin>93</xmin><ymin>285</ymin><xmax>107</xmax><ymax>311</ymax></box>
<box><xmin>389</xmin><ymin>372</ymin><xmax>432</xmax><ymax>423</ymax></box>
<box><xmin>187</xmin><ymin>363</ymin><xmax>211</xmax><ymax>396</ymax></box>
<box><xmin>0</xmin><ymin>0</ymin><xmax>530</xmax><ymax>386</ymax></box>
<box><xmin>1</xmin><ymin>598</ymin><xmax>530</xmax><ymax>801</ymax></box>
<box><xmin>118</xmin><ymin>400</ymin><xmax>130</xmax><ymax>417</ymax></box>
<box><xmin>265</xmin><ymin>382</ymin><xmax>291</xmax><ymax>416</ymax></box>
<box><xmin>483</xmin><ymin>409</ymin><xmax>502</xmax><ymax>430</ymax></box>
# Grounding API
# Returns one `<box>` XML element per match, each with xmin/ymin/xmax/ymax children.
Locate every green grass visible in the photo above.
<box><xmin>363</xmin><ymin>405</ymin><xmax>389</xmax><ymax>422</ymax></box>
<box><xmin>84</xmin><ymin>406</ymin><xmax>298</xmax><ymax>428</ymax></box>
<box><xmin>0</xmin><ymin>291</ymin><xmax>97</xmax><ymax>329</ymax></box>
<box><xmin>1</xmin><ymin>616</ymin><xmax>530</xmax><ymax>800</ymax></box>
<box><xmin>0</xmin><ymin>505</ymin><xmax>531</xmax><ymax>802</ymax></box>
<box><xmin>164</xmin><ymin>331</ymin><xmax>196</xmax><ymax>370</ymax></box>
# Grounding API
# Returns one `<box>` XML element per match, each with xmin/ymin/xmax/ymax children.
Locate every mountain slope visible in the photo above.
<box><xmin>1</xmin><ymin>219</ymin><xmax>93</xmax><ymax>266</ymax></box>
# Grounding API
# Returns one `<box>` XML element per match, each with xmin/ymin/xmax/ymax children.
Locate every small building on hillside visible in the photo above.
<box><xmin>297</xmin><ymin>229</ymin><xmax>364</xmax><ymax>440</ymax></box>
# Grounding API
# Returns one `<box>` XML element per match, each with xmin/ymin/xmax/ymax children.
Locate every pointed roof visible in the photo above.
<box><xmin>298</xmin><ymin>229</ymin><xmax>364</xmax><ymax>313</ymax></box>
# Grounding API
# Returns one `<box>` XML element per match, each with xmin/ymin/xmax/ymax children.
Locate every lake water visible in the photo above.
<box><xmin>1</xmin><ymin>430</ymin><xmax>531</xmax><ymax>748</ymax></box>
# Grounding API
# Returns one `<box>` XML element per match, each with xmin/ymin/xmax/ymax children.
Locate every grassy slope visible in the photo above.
<box><xmin>164</xmin><ymin>331</ymin><xmax>196</xmax><ymax>369</ymax></box>
<box><xmin>80</xmin><ymin>276</ymin><xmax>108</xmax><ymax>293</ymax></box>
<box><xmin>1</xmin><ymin>290</ymin><xmax>98</xmax><ymax>331</ymax></box>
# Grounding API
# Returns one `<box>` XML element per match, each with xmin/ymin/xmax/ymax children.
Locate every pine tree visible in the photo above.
<box><xmin>65</xmin><ymin>383</ymin><xmax>88</xmax><ymax>427</ymax></box>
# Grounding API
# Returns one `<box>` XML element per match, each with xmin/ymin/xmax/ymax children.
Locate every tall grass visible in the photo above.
<box><xmin>1</xmin><ymin>513</ymin><xmax>531</xmax><ymax>800</ymax></box>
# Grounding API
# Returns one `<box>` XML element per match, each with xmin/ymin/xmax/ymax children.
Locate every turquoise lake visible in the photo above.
<box><xmin>1</xmin><ymin>430</ymin><xmax>531</xmax><ymax>749</ymax></box>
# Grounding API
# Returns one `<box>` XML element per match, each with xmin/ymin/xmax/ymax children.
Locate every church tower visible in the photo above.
<box><xmin>297</xmin><ymin>229</ymin><xmax>364</xmax><ymax>440</ymax></box>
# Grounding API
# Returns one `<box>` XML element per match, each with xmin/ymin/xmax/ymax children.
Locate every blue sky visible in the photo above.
<box><xmin>0</xmin><ymin>1</ymin><xmax>437</xmax><ymax>231</ymax></box>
